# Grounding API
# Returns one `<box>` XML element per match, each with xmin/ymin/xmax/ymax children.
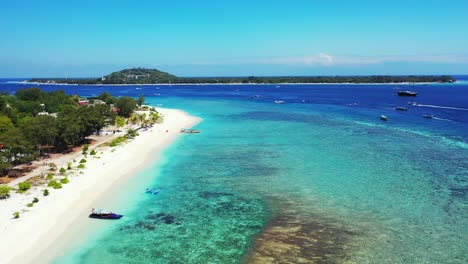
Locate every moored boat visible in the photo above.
<box><xmin>398</xmin><ymin>91</ymin><xmax>418</xmax><ymax>96</ymax></box>
<box><xmin>89</xmin><ymin>209</ymin><xmax>123</xmax><ymax>219</ymax></box>
<box><xmin>180</xmin><ymin>128</ymin><xmax>200</xmax><ymax>133</ymax></box>
<box><xmin>422</xmin><ymin>114</ymin><xmax>433</xmax><ymax>119</ymax></box>
<box><xmin>395</xmin><ymin>107</ymin><xmax>408</xmax><ymax>111</ymax></box>
<box><xmin>274</xmin><ymin>100</ymin><xmax>285</xmax><ymax>104</ymax></box>
<box><xmin>380</xmin><ymin>115</ymin><xmax>388</xmax><ymax>121</ymax></box>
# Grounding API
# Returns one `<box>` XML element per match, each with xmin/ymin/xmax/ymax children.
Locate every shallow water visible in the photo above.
<box><xmin>1</xmin><ymin>80</ymin><xmax>467</xmax><ymax>263</ymax></box>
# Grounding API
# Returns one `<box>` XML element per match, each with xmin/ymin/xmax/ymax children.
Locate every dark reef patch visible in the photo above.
<box><xmin>244</xmin><ymin>199</ymin><xmax>360</xmax><ymax>264</ymax></box>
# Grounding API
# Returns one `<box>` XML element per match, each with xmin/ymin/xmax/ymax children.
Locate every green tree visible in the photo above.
<box><xmin>137</xmin><ymin>95</ymin><xmax>145</xmax><ymax>109</ymax></box>
<box><xmin>21</xmin><ymin>115</ymin><xmax>58</xmax><ymax>147</ymax></box>
<box><xmin>97</xmin><ymin>92</ymin><xmax>115</xmax><ymax>104</ymax></box>
<box><xmin>0</xmin><ymin>128</ymin><xmax>37</xmax><ymax>166</ymax></box>
<box><xmin>115</xmin><ymin>116</ymin><xmax>126</xmax><ymax>129</ymax></box>
<box><xmin>0</xmin><ymin>115</ymin><xmax>14</xmax><ymax>133</ymax></box>
<box><xmin>115</xmin><ymin>97</ymin><xmax>137</xmax><ymax>117</ymax></box>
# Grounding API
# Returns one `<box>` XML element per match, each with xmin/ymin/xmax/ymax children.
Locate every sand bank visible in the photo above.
<box><xmin>0</xmin><ymin>108</ymin><xmax>201</xmax><ymax>264</ymax></box>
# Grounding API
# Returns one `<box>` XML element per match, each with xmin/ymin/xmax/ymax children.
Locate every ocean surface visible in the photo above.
<box><xmin>1</xmin><ymin>78</ymin><xmax>467</xmax><ymax>263</ymax></box>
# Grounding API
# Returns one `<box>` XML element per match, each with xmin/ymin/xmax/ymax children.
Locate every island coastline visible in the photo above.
<box><xmin>0</xmin><ymin>108</ymin><xmax>201</xmax><ymax>264</ymax></box>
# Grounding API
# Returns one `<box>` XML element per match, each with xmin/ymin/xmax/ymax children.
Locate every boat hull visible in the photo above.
<box><xmin>89</xmin><ymin>213</ymin><xmax>123</xmax><ymax>219</ymax></box>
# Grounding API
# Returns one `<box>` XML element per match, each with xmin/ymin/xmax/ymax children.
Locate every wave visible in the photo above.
<box><xmin>353</xmin><ymin>121</ymin><xmax>468</xmax><ymax>150</ymax></box>
<box><xmin>416</xmin><ymin>104</ymin><xmax>468</xmax><ymax>111</ymax></box>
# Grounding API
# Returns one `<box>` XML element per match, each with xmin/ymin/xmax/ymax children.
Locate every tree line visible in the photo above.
<box><xmin>29</xmin><ymin>68</ymin><xmax>456</xmax><ymax>84</ymax></box>
<box><xmin>0</xmin><ymin>88</ymin><xmax>140</xmax><ymax>175</ymax></box>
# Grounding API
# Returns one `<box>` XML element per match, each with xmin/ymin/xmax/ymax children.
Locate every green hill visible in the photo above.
<box><xmin>102</xmin><ymin>68</ymin><xmax>177</xmax><ymax>84</ymax></box>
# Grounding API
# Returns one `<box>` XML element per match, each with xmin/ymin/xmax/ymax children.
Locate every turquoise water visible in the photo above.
<box><xmin>49</xmin><ymin>96</ymin><xmax>467</xmax><ymax>264</ymax></box>
<box><xmin>1</xmin><ymin>81</ymin><xmax>465</xmax><ymax>263</ymax></box>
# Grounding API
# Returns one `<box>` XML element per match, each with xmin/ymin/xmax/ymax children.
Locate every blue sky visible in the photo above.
<box><xmin>1</xmin><ymin>0</ymin><xmax>467</xmax><ymax>77</ymax></box>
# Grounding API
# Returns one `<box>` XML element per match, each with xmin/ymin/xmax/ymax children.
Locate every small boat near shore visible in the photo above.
<box><xmin>398</xmin><ymin>91</ymin><xmax>418</xmax><ymax>96</ymax></box>
<box><xmin>274</xmin><ymin>100</ymin><xmax>285</xmax><ymax>104</ymax></box>
<box><xmin>89</xmin><ymin>209</ymin><xmax>123</xmax><ymax>219</ymax></box>
<box><xmin>180</xmin><ymin>128</ymin><xmax>200</xmax><ymax>133</ymax></box>
<box><xmin>422</xmin><ymin>114</ymin><xmax>434</xmax><ymax>119</ymax></box>
<box><xmin>380</xmin><ymin>115</ymin><xmax>388</xmax><ymax>121</ymax></box>
<box><xmin>395</xmin><ymin>107</ymin><xmax>408</xmax><ymax>111</ymax></box>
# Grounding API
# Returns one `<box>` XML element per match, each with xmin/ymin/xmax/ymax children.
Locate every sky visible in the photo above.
<box><xmin>1</xmin><ymin>0</ymin><xmax>468</xmax><ymax>77</ymax></box>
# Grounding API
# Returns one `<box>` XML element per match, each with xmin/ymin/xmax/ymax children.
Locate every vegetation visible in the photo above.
<box><xmin>0</xmin><ymin>184</ymin><xmax>12</xmax><ymax>197</ymax></box>
<box><xmin>0</xmin><ymin>88</ymin><xmax>120</xmax><ymax>176</ymax></box>
<box><xmin>33</xmin><ymin>197</ymin><xmax>39</xmax><ymax>203</ymax></box>
<box><xmin>18</xmin><ymin>181</ymin><xmax>31</xmax><ymax>192</ymax></box>
<box><xmin>77</xmin><ymin>164</ymin><xmax>85</xmax><ymax>169</ymax></box>
<box><xmin>29</xmin><ymin>68</ymin><xmax>456</xmax><ymax>84</ymax></box>
<box><xmin>82</xmin><ymin>144</ymin><xmax>89</xmax><ymax>155</ymax></box>
<box><xmin>27</xmin><ymin>202</ymin><xmax>34</xmax><ymax>207</ymax></box>
<box><xmin>79</xmin><ymin>159</ymin><xmax>87</xmax><ymax>163</ymax></box>
<box><xmin>46</xmin><ymin>173</ymin><xmax>54</xmax><ymax>180</ymax></box>
<box><xmin>13</xmin><ymin>212</ymin><xmax>20</xmax><ymax>219</ymax></box>
<box><xmin>110</xmin><ymin>136</ymin><xmax>127</xmax><ymax>147</ymax></box>
<box><xmin>59</xmin><ymin>167</ymin><xmax>66</xmax><ymax>174</ymax></box>
<box><xmin>90</xmin><ymin>149</ymin><xmax>97</xmax><ymax>155</ymax></box>
<box><xmin>47</xmin><ymin>180</ymin><xmax>62</xmax><ymax>189</ymax></box>
<box><xmin>0</xmin><ymin>88</ymin><xmax>160</xmax><ymax>178</ymax></box>
<box><xmin>43</xmin><ymin>189</ymin><xmax>49</xmax><ymax>196</ymax></box>
<box><xmin>60</xmin><ymin>177</ymin><xmax>69</xmax><ymax>184</ymax></box>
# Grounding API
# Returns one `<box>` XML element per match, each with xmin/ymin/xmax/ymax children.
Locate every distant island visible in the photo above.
<box><xmin>29</xmin><ymin>68</ymin><xmax>456</xmax><ymax>84</ymax></box>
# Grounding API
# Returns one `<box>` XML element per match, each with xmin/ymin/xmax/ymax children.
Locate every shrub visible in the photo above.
<box><xmin>0</xmin><ymin>185</ymin><xmax>12</xmax><ymax>197</ymax></box>
<box><xmin>43</xmin><ymin>189</ymin><xmax>49</xmax><ymax>196</ymax></box>
<box><xmin>67</xmin><ymin>162</ymin><xmax>72</xmax><ymax>170</ymax></box>
<box><xmin>110</xmin><ymin>136</ymin><xmax>126</xmax><ymax>147</ymax></box>
<box><xmin>27</xmin><ymin>203</ymin><xmax>34</xmax><ymax>207</ymax></box>
<box><xmin>48</xmin><ymin>180</ymin><xmax>62</xmax><ymax>189</ymax></box>
<box><xmin>13</xmin><ymin>212</ymin><xmax>20</xmax><ymax>219</ymax></box>
<box><xmin>18</xmin><ymin>181</ymin><xmax>31</xmax><ymax>192</ymax></box>
<box><xmin>77</xmin><ymin>164</ymin><xmax>85</xmax><ymax>169</ymax></box>
<box><xmin>80</xmin><ymin>159</ymin><xmax>87</xmax><ymax>163</ymax></box>
<box><xmin>59</xmin><ymin>167</ymin><xmax>66</xmax><ymax>175</ymax></box>
<box><xmin>46</xmin><ymin>173</ymin><xmax>54</xmax><ymax>180</ymax></box>
<box><xmin>33</xmin><ymin>197</ymin><xmax>39</xmax><ymax>203</ymax></box>
<box><xmin>60</xmin><ymin>177</ymin><xmax>69</xmax><ymax>184</ymax></box>
<box><xmin>90</xmin><ymin>149</ymin><xmax>97</xmax><ymax>155</ymax></box>
<box><xmin>82</xmin><ymin>144</ymin><xmax>89</xmax><ymax>155</ymax></box>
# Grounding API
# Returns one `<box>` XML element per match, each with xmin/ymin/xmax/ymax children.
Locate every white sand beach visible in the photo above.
<box><xmin>0</xmin><ymin>108</ymin><xmax>201</xmax><ymax>264</ymax></box>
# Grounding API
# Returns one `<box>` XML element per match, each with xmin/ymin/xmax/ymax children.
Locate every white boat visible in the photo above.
<box><xmin>274</xmin><ymin>100</ymin><xmax>285</xmax><ymax>104</ymax></box>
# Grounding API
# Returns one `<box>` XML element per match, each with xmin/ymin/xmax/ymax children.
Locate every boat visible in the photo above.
<box><xmin>398</xmin><ymin>91</ymin><xmax>418</xmax><ymax>96</ymax></box>
<box><xmin>274</xmin><ymin>100</ymin><xmax>285</xmax><ymax>104</ymax></box>
<box><xmin>422</xmin><ymin>115</ymin><xmax>433</xmax><ymax>119</ymax></box>
<box><xmin>180</xmin><ymin>128</ymin><xmax>200</xmax><ymax>133</ymax></box>
<box><xmin>145</xmin><ymin>188</ymin><xmax>161</xmax><ymax>195</ymax></box>
<box><xmin>380</xmin><ymin>115</ymin><xmax>388</xmax><ymax>121</ymax></box>
<box><xmin>89</xmin><ymin>209</ymin><xmax>123</xmax><ymax>219</ymax></box>
<box><xmin>395</xmin><ymin>107</ymin><xmax>408</xmax><ymax>111</ymax></box>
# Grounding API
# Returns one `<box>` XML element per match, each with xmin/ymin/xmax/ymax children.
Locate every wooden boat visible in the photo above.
<box><xmin>180</xmin><ymin>129</ymin><xmax>200</xmax><ymax>133</ymax></box>
<box><xmin>395</xmin><ymin>107</ymin><xmax>408</xmax><ymax>111</ymax></box>
<box><xmin>89</xmin><ymin>209</ymin><xmax>123</xmax><ymax>219</ymax></box>
<box><xmin>398</xmin><ymin>91</ymin><xmax>418</xmax><ymax>96</ymax></box>
<box><xmin>380</xmin><ymin>115</ymin><xmax>388</xmax><ymax>121</ymax></box>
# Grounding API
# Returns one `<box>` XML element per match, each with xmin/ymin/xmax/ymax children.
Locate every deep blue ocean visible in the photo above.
<box><xmin>1</xmin><ymin>77</ymin><xmax>467</xmax><ymax>263</ymax></box>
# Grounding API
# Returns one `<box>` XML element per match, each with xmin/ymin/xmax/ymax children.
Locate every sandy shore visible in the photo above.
<box><xmin>0</xmin><ymin>108</ymin><xmax>201</xmax><ymax>264</ymax></box>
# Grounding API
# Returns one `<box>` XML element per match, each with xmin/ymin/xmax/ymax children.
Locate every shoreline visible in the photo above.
<box><xmin>15</xmin><ymin>81</ymin><xmax>458</xmax><ymax>86</ymax></box>
<box><xmin>0</xmin><ymin>108</ymin><xmax>201</xmax><ymax>264</ymax></box>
